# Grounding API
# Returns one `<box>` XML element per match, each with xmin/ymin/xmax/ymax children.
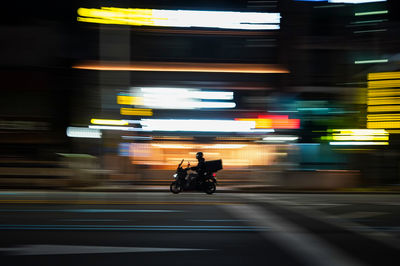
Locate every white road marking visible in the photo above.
<box><xmin>57</xmin><ymin>219</ymin><xmax>129</xmax><ymax>222</ymax></box>
<box><xmin>222</xmin><ymin>204</ymin><xmax>363</xmax><ymax>266</ymax></box>
<box><xmin>188</xmin><ymin>219</ymin><xmax>249</xmax><ymax>222</ymax></box>
<box><xmin>0</xmin><ymin>245</ymin><xmax>211</xmax><ymax>256</ymax></box>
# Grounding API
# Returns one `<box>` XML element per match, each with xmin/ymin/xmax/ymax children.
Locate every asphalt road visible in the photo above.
<box><xmin>0</xmin><ymin>191</ymin><xmax>400</xmax><ymax>266</ymax></box>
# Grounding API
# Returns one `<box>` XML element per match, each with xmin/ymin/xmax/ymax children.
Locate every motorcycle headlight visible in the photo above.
<box><xmin>173</xmin><ymin>173</ymin><xmax>178</xmax><ymax>178</ymax></box>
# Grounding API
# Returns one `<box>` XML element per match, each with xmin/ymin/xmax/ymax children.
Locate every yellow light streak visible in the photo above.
<box><xmin>368</xmin><ymin>80</ymin><xmax>400</xmax><ymax>89</ymax></box>
<box><xmin>90</xmin><ymin>119</ymin><xmax>128</xmax><ymax>126</ymax></box>
<box><xmin>368</xmin><ymin>97</ymin><xmax>400</xmax><ymax>105</ymax></box>
<box><xmin>367</xmin><ymin>114</ymin><xmax>400</xmax><ymax>121</ymax></box>
<box><xmin>368</xmin><ymin>105</ymin><xmax>400</xmax><ymax>112</ymax></box>
<box><xmin>73</xmin><ymin>61</ymin><xmax>289</xmax><ymax>74</ymax></box>
<box><xmin>120</xmin><ymin>108</ymin><xmax>153</xmax><ymax>116</ymax></box>
<box><xmin>117</xmin><ymin>95</ymin><xmax>143</xmax><ymax>105</ymax></box>
<box><xmin>368</xmin><ymin>89</ymin><xmax>400</xmax><ymax>97</ymax></box>
<box><xmin>78</xmin><ymin>8</ymin><xmax>157</xmax><ymax>27</ymax></box>
<box><xmin>368</xmin><ymin>72</ymin><xmax>400</xmax><ymax>81</ymax></box>
<box><xmin>368</xmin><ymin>121</ymin><xmax>400</xmax><ymax>129</ymax></box>
<box><xmin>331</xmin><ymin>136</ymin><xmax>388</xmax><ymax>141</ymax></box>
<box><xmin>331</xmin><ymin>129</ymin><xmax>388</xmax><ymax>135</ymax></box>
<box><xmin>330</xmin><ymin>141</ymin><xmax>389</xmax><ymax>146</ymax></box>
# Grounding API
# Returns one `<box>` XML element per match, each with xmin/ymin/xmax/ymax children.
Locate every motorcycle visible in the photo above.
<box><xmin>170</xmin><ymin>159</ymin><xmax>222</xmax><ymax>194</ymax></box>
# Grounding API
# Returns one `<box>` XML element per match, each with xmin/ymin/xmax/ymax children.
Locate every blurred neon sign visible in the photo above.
<box><xmin>367</xmin><ymin>72</ymin><xmax>400</xmax><ymax>130</ymax></box>
<box><xmin>236</xmin><ymin>115</ymin><xmax>300</xmax><ymax>129</ymax></box>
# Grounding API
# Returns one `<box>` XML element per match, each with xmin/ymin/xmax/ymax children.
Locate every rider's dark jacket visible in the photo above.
<box><xmin>191</xmin><ymin>157</ymin><xmax>206</xmax><ymax>178</ymax></box>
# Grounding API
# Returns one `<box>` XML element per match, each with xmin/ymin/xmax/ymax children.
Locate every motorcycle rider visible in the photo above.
<box><xmin>190</xmin><ymin>152</ymin><xmax>206</xmax><ymax>182</ymax></box>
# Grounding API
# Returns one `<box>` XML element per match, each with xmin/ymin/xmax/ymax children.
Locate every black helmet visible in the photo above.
<box><xmin>196</xmin><ymin>152</ymin><xmax>203</xmax><ymax>159</ymax></box>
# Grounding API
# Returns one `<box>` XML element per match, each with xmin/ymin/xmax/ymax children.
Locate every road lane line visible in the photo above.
<box><xmin>0</xmin><ymin>245</ymin><xmax>212</xmax><ymax>256</ymax></box>
<box><xmin>222</xmin><ymin>204</ymin><xmax>364</xmax><ymax>266</ymax></box>
<box><xmin>188</xmin><ymin>219</ymin><xmax>249</xmax><ymax>222</ymax></box>
<box><xmin>66</xmin><ymin>209</ymin><xmax>183</xmax><ymax>213</ymax></box>
<box><xmin>0</xmin><ymin>224</ymin><xmax>267</xmax><ymax>229</ymax></box>
<box><xmin>0</xmin><ymin>227</ymin><xmax>264</xmax><ymax>231</ymax></box>
<box><xmin>0</xmin><ymin>224</ymin><xmax>268</xmax><ymax>231</ymax></box>
<box><xmin>0</xmin><ymin>200</ymin><xmax>240</xmax><ymax>205</ymax></box>
<box><xmin>57</xmin><ymin>219</ymin><xmax>129</xmax><ymax>222</ymax></box>
<box><xmin>0</xmin><ymin>209</ymin><xmax>184</xmax><ymax>213</ymax></box>
<box><xmin>243</xmin><ymin>194</ymin><xmax>400</xmax><ymax>250</ymax></box>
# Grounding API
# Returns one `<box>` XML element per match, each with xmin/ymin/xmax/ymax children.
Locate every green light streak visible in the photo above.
<box><xmin>354</xmin><ymin>29</ymin><xmax>387</xmax><ymax>34</ymax></box>
<box><xmin>355</xmin><ymin>10</ymin><xmax>388</xmax><ymax>16</ymax></box>
<box><xmin>352</xmin><ymin>19</ymin><xmax>387</xmax><ymax>24</ymax></box>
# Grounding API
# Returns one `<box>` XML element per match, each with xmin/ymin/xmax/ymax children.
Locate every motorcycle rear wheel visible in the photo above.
<box><xmin>204</xmin><ymin>181</ymin><xmax>216</xmax><ymax>194</ymax></box>
<box><xmin>170</xmin><ymin>181</ymin><xmax>182</xmax><ymax>194</ymax></box>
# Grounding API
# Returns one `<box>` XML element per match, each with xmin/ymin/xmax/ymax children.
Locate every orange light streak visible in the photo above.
<box><xmin>73</xmin><ymin>61</ymin><xmax>289</xmax><ymax>74</ymax></box>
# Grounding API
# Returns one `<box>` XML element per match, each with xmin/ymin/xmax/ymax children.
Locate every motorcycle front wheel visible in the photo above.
<box><xmin>204</xmin><ymin>180</ymin><xmax>216</xmax><ymax>195</ymax></box>
<box><xmin>170</xmin><ymin>181</ymin><xmax>182</xmax><ymax>194</ymax></box>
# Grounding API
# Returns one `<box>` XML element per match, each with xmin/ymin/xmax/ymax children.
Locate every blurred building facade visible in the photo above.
<box><xmin>1</xmin><ymin>0</ymin><xmax>400</xmax><ymax>187</ymax></box>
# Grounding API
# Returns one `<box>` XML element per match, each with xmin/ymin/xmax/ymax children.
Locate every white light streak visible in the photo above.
<box><xmin>89</xmin><ymin>125</ymin><xmax>142</xmax><ymax>131</ymax></box>
<box><xmin>121</xmin><ymin>120</ymin><xmax>142</xmax><ymax>124</ymax></box>
<box><xmin>262</xmin><ymin>136</ymin><xmax>299</xmax><ymax>142</ymax></box>
<box><xmin>193</xmin><ymin>102</ymin><xmax>236</xmax><ymax>108</ymax></box>
<box><xmin>141</xmin><ymin>99</ymin><xmax>236</xmax><ymax>109</ymax></box>
<box><xmin>139</xmin><ymin>119</ymin><xmax>274</xmax><ymax>133</ymax></box>
<box><xmin>78</xmin><ymin>7</ymin><xmax>281</xmax><ymax>30</ymax></box>
<box><xmin>190</xmin><ymin>91</ymin><xmax>234</xmax><ymax>100</ymax></box>
<box><xmin>354</xmin><ymin>59</ymin><xmax>388</xmax><ymax>64</ymax></box>
<box><xmin>66</xmin><ymin>127</ymin><xmax>102</xmax><ymax>138</ymax></box>
<box><xmin>129</xmin><ymin>87</ymin><xmax>236</xmax><ymax>109</ymax></box>
<box><xmin>202</xmin><ymin>144</ymin><xmax>247</xmax><ymax>149</ymax></box>
<box><xmin>139</xmin><ymin>87</ymin><xmax>233</xmax><ymax>100</ymax></box>
<box><xmin>151</xmin><ymin>10</ymin><xmax>282</xmax><ymax>30</ymax></box>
